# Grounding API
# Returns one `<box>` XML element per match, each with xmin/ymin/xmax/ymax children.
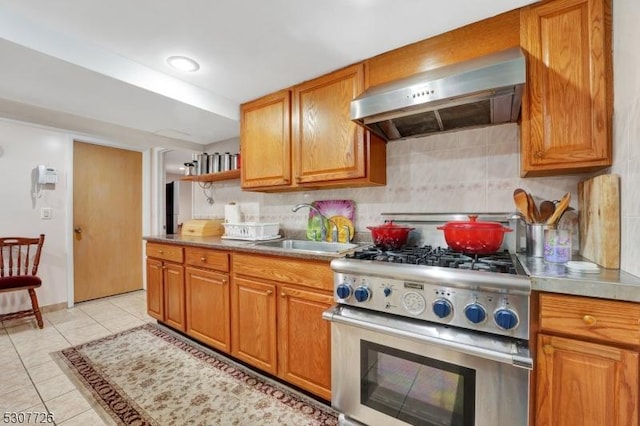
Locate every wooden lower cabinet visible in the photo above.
<box><xmin>146</xmin><ymin>243</ymin><xmax>333</xmax><ymax>400</ymax></box>
<box><xmin>278</xmin><ymin>285</ymin><xmax>333</xmax><ymax>400</ymax></box>
<box><xmin>231</xmin><ymin>276</ymin><xmax>278</xmax><ymax>374</ymax></box>
<box><xmin>146</xmin><ymin>260</ymin><xmax>185</xmax><ymax>330</ymax></box>
<box><xmin>534</xmin><ymin>293</ymin><xmax>640</xmax><ymax>425</ymax></box>
<box><xmin>232</xmin><ymin>252</ymin><xmax>333</xmax><ymax>399</ymax></box>
<box><xmin>536</xmin><ymin>334</ymin><xmax>638</xmax><ymax>426</ymax></box>
<box><xmin>145</xmin><ymin>242</ymin><xmax>185</xmax><ymax>331</ymax></box>
<box><xmin>185</xmin><ymin>266</ymin><xmax>230</xmax><ymax>352</ymax></box>
<box><xmin>146</xmin><ymin>258</ymin><xmax>164</xmax><ymax>320</ymax></box>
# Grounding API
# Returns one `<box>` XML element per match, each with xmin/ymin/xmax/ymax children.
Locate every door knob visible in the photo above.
<box><xmin>74</xmin><ymin>227</ymin><xmax>82</xmax><ymax>233</ymax></box>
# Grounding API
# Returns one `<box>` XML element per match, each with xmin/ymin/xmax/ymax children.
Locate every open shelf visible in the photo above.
<box><xmin>180</xmin><ymin>169</ymin><xmax>240</xmax><ymax>182</ymax></box>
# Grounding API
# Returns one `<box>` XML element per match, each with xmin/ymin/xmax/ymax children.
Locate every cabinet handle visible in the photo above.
<box><xmin>582</xmin><ymin>315</ymin><xmax>597</xmax><ymax>325</ymax></box>
<box><xmin>200</xmin><ymin>256</ymin><xmax>207</xmax><ymax>262</ymax></box>
<box><xmin>266</xmin><ymin>290</ymin><xmax>273</xmax><ymax>295</ymax></box>
<box><xmin>222</xmin><ymin>279</ymin><xmax>227</xmax><ymax>285</ymax></box>
<box><xmin>281</xmin><ymin>292</ymin><xmax>286</xmax><ymax>298</ymax></box>
<box><xmin>543</xmin><ymin>344</ymin><xmax>554</xmax><ymax>355</ymax></box>
<box><xmin>158</xmin><ymin>250</ymin><xmax>164</xmax><ymax>254</ymax></box>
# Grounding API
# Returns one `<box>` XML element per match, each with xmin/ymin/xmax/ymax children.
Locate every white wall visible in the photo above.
<box><xmin>0</xmin><ymin>119</ymin><xmax>157</xmax><ymax>314</ymax></box>
<box><xmin>612</xmin><ymin>0</ymin><xmax>640</xmax><ymax>277</ymax></box>
<box><xmin>0</xmin><ymin>120</ymin><xmax>70</xmax><ymax>314</ymax></box>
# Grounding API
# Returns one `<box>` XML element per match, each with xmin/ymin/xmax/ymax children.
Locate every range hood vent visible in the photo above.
<box><xmin>351</xmin><ymin>47</ymin><xmax>526</xmax><ymax>141</ymax></box>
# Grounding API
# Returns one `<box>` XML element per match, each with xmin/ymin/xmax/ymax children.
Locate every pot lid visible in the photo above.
<box><xmin>438</xmin><ymin>215</ymin><xmax>508</xmax><ymax>230</ymax></box>
<box><xmin>367</xmin><ymin>220</ymin><xmax>414</xmax><ymax>230</ymax></box>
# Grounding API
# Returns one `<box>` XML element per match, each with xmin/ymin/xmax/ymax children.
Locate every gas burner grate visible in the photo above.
<box><xmin>347</xmin><ymin>246</ymin><xmax>517</xmax><ymax>274</ymax></box>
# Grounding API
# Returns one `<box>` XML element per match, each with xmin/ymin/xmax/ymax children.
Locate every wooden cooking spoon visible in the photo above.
<box><xmin>526</xmin><ymin>192</ymin><xmax>540</xmax><ymax>223</ymax></box>
<box><xmin>513</xmin><ymin>188</ymin><xmax>532</xmax><ymax>224</ymax></box>
<box><xmin>539</xmin><ymin>200</ymin><xmax>555</xmax><ymax>223</ymax></box>
<box><xmin>546</xmin><ymin>192</ymin><xmax>571</xmax><ymax>226</ymax></box>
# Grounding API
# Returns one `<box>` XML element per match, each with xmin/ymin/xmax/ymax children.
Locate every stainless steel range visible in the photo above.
<box><xmin>323</xmin><ymin>216</ymin><xmax>532</xmax><ymax>426</ymax></box>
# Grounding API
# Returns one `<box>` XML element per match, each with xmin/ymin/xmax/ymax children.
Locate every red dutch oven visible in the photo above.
<box><xmin>367</xmin><ymin>221</ymin><xmax>415</xmax><ymax>250</ymax></box>
<box><xmin>437</xmin><ymin>215</ymin><xmax>512</xmax><ymax>254</ymax></box>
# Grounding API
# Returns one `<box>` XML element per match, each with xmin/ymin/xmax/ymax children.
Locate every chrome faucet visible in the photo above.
<box><xmin>292</xmin><ymin>203</ymin><xmax>335</xmax><ymax>242</ymax></box>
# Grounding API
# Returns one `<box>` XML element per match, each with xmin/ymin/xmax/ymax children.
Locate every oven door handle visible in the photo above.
<box><xmin>323</xmin><ymin>305</ymin><xmax>533</xmax><ymax>370</ymax></box>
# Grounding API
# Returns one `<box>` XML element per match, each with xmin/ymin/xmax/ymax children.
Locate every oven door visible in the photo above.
<box><xmin>323</xmin><ymin>305</ymin><xmax>531</xmax><ymax>426</ymax></box>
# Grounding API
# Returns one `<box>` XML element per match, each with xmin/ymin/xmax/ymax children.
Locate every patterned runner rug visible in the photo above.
<box><xmin>53</xmin><ymin>323</ymin><xmax>338</xmax><ymax>425</ymax></box>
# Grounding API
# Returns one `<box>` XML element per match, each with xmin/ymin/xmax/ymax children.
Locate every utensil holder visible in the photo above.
<box><xmin>543</xmin><ymin>228</ymin><xmax>571</xmax><ymax>263</ymax></box>
<box><xmin>526</xmin><ymin>224</ymin><xmax>551</xmax><ymax>257</ymax></box>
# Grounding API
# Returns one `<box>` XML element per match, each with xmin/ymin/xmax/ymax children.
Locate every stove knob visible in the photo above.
<box><xmin>336</xmin><ymin>283</ymin><xmax>352</xmax><ymax>300</ymax></box>
<box><xmin>354</xmin><ymin>286</ymin><xmax>371</xmax><ymax>303</ymax></box>
<box><xmin>432</xmin><ymin>299</ymin><xmax>453</xmax><ymax>319</ymax></box>
<box><xmin>383</xmin><ymin>287</ymin><xmax>392</xmax><ymax>297</ymax></box>
<box><xmin>464</xmin><ymin>303</ymin><xmax>487</xmax><ymax>324</ymax></box>
<box><xmin>494</xmin><ymin>308</ymin><xmax>519</xmax><ymax>330</ymax></box>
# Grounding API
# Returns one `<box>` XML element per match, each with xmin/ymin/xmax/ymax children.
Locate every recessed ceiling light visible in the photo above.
<box><xmin>167</xmin><ymin>56</ymin><xmax>200</xmax><ymax>72</ymax></box>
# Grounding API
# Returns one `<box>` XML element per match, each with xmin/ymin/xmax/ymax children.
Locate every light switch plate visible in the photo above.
<box><xmin>40</xmin><ymin>207</ymin><xmax>52</xmax><ymax>220</ymax></box>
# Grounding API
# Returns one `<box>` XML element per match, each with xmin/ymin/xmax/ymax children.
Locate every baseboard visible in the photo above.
<box><xmin>41</xmin><ymin>302</ymin><xmax>67</xmax><ymax>313</ymax></box>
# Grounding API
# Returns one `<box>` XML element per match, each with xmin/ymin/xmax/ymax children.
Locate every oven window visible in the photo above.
<box><xmin>361</xmin><ymin>340</ymin><xmax>475</xmax><ymax>426</ymax></box>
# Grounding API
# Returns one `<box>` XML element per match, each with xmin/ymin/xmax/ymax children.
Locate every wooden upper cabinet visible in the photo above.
<box><xmin>240</xmin><ymin>90</ymin><xmax>292</xmax><ymax>190</ymax></box>
<box><xmin>520</xmin><ymin>0</ymin><xmax>612</xmax><ymax>176</ymax></box>
<box><xmin>240</xmin><ymin>63</ymin><xmax>386</xmax><ymax>192</ymax></box>
<box><xmin>294</xmin><ymin>63</ymin><xmax>375</xmax><ymax>185</ymax></box>
<box><xmin>366</xmin><ymin>10</ymin><xmax>520</xmax><ymax>87</ymax></box>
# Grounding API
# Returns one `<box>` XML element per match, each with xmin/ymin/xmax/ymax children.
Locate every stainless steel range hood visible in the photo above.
<box><xmin>351</xmin><ymin>47</ymin><xmax>526</xmax><ymax>141</ymax></box>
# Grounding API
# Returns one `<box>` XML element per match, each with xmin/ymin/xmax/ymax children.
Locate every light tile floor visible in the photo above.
<box><xmin>0</xmin><ymin>290</ymin><xmax>153</xmax><ymax>425</ymax></box>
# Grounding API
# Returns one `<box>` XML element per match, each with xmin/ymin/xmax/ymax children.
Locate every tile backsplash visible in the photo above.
<box><xmin>194</xmin><ymin>123</ymin><xmax>583</xmax><ymax>241</ymax></box>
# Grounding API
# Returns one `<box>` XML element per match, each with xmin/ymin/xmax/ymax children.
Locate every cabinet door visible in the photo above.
<box><xmin>231</xmin><ymin>276</ymin><xmax>277</xmax><ymax>374</ymax></box>
<box><xmin>241</xmin><ymin>90</ymin><xmax>292</xmax><ymax>189</ymax></box>
<box><xmin>185</xmin><ymin>267</ymin><xmax>230</xmax><ymax>353</ymax></box>
<box><xmin>520</xmin><ymin>0</ymin><xmax>612</xmax><ymax>176</ymax></box>
<box><xmin>146</xmin><ymin>258</ymin><xmax>164</xmax><ymax>321</ymax></box>
<box><xmin>278</xmin><ymin>285</ymin><xmax>333</xmax><ymax>400</ymax></box>
<box><xmin>293</xmin><ymin>63</ymin><xmax>367</xmax><ymax>184</ymax></box>
<box><xmin>536</xmin><ymin>333</ymin><xmax>639</xmax><ymax>426</ymax></box>
<box><xmin>163</xmin><ymin>262</ymin><xmax>185</xmax><ymax>331</ymax></box>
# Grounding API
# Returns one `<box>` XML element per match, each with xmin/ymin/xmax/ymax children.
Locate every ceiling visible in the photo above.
<box><xmin>0</xmin><ymin>0</ymin><xmax>535</xmax><ymax>171</ymax></box>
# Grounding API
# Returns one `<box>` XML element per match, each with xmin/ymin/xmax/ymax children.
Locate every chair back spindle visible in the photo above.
<box><xmin>0</xmin><ymin>235</ymin><xmax>45</xmax><ymax>278</ymax></box>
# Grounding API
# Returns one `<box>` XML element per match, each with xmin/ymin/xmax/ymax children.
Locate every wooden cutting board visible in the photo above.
<box><xmin>578</xmin><ymin>174</ymin><xmax>620</xmax><ymax>269</ymax></box>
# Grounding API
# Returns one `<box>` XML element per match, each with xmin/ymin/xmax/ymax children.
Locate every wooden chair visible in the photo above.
<box><xmin>0</xmin><ymin>235</ymin><xmax>45</xmax><ymax>328</ymax></box>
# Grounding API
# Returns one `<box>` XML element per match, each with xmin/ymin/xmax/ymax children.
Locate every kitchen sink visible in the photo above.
<box><xmin>254</xmin><ymin>239</ymin><xmax>362</xmax><ymax>254</ymax></box>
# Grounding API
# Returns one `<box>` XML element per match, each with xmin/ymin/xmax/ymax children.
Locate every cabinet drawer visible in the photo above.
<box><xmin>146</xmin><ymin>243</ymin><xmax>183</xmax><ymax>263</ymax></box>
<box><xmin>540</xmin><ymin>293</ymin><xmax>640</xmax><ymax>346</ymax></box>
<box><xmin>232</xmin><ymin>253</ymin><xmax>333</xmax><ymax>291</ymax></box>
<box><xmin>185</xmin><ymin>247</ymin><xmax>229</xmax><ymax>272</ymax></box>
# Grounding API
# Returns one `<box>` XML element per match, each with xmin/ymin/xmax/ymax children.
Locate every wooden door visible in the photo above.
<box><xmin>231</xmin><ymin>276</ymin><xmax>277</xmax><ymax>374</ymax></box>
<box><xmin>73</xmin><ymin>141</ymin><xmax>142</xmax><ymax>302</ymax></box>
<box><xmin>536</xmin><ymin>333</ymin><xmax>639</xmax><ymax>426</ymax></box>
<box><xmin>240</xmin><ymin>90</ymin><xmax>292</xmax><ymax>190</ymax></box>
<box><xmin>163</xmin><ymin>262</ymin><xmax>185</xmax><ymax>331</ymax></box>
<box><xmin>146</xmin><ymin>258</ymin><xmax>164</xmax><ymax>321</ymax></box>
<box><xmin>278</xmin><ymin>285</ymin><xmax>333</xmax><ymax>400</ymax></box>
<box><xmin>185</xmin><ymin>267</ymin><xmax>230</xmax><ymax>352</ymax></box>
<box><xmin>293</xmin><ymin>63</ymin><xmax>366</xmax><ymax>184</ymax></box>
<box><xmin>519</xmin><ymin>0</ymin><xmax>612</xmax><ymax>176</ymax></box>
